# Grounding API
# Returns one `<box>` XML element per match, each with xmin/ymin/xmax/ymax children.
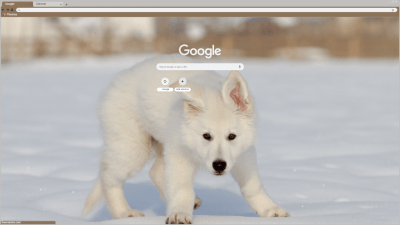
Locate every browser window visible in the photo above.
<box><xmin>1</xmin><ymin>0</ymin><xmax>399</xmax><ymax>224</ymax></box>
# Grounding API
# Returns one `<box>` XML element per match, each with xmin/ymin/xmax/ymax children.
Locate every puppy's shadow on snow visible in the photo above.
<box><xmin>89</xmin><ymin>182</ymin><xmax>256</xmax><ymax>221</ymax></box>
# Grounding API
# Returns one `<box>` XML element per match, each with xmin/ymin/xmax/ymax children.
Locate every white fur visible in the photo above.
<box><xmin>82</xmin><ymin>54</ymin><xmax>289</xmax><ymax>223</ymax></box>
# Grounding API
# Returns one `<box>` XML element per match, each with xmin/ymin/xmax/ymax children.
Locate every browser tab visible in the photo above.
<box><xmin>33</xmin><ymin>2</ymin><xmax>63</xmax><ymax>7</ymax></box>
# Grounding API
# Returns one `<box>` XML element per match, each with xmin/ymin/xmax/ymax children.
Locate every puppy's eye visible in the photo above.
<box><xmin>203</xmin><ymin>133</ymin><xmax>211</xmax><ymax>140</ymax></box>
<box><xmin>228</xmin><ymin>133</ymin><xmax>236</xmax><ymax>141</ymax></box>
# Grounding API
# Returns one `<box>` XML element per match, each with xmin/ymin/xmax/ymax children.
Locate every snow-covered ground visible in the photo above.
<box><xmin>1</xmin><ymin>55</ymin><xmax>399</xmax><ymax>224</ymax></box>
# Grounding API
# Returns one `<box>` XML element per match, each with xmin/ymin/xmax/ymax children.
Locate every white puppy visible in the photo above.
<box><xmin>83</xmin><ymin>54</ymin><xmax>289</xmax><ymax>223</ymax></box>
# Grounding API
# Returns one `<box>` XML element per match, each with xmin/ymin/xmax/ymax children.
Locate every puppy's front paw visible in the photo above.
<box><xmin>258</xmin><ymin>205</ymin><xmax>290</xmax><ymax>217</ymax></box>
<box><xmin>165</xmin><ymin>213</ymin><xmax>192</xmax><ymax>224</ymax></box>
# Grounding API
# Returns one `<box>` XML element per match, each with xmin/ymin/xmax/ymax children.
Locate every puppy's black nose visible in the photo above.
<box><xmin>213</xmin><ymin>160</ymin><xmax>227</xmax><ymax>173</ymax></box>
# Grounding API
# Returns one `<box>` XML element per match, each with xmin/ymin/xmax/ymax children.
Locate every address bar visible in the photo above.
<box><xmin>16</xmin><ymin>8</ymin><xmax>398</xmax><ymax>13</ymax></box>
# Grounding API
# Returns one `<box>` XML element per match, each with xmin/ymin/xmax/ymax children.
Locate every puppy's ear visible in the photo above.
<box><xmin>170</xmin><ymin>81</ymin><xmax>204</xmax><ymax>116</ymax></box>
<box><xmin>221</xmin><ymin>71</ymin><xmax>251</xmax><ymax>112</ymax></box>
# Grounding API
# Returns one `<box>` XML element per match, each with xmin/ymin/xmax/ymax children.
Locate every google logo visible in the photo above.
<box><xmin>179</xmin><ymin>44</ymin><xmax>221</xmax><ymax>59</ymax></box>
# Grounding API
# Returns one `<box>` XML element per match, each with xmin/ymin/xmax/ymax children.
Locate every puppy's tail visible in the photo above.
<box><xmin>82</xmin><ymin>178</ymin><xmax>103</xmax><ymax>216</ymax></box>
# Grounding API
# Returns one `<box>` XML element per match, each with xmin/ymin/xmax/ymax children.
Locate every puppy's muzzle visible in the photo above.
<box><xmin>212</xmin><ymin>159</ymin><xmax>227</xmax><ymax>175</ymax></box>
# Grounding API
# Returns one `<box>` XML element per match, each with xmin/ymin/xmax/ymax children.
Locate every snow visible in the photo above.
<box><xmin>1</xmin><ymin>55</ymin><xmax>399</xmax><ymax>224</ymax></box>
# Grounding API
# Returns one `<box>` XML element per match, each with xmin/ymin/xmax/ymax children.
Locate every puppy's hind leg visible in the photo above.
<box><xmin>149</xmin><ymin>142</ymin><xmax>202</xmax><ymax>210</ymax></box>
<box><xmin>100</xmin><ymin>123</ymin><xmax>153</xmax><ymax>219</ymax></box>
<box><xmin>149</xmin><ymin>143</ymin><xmax>166</xmax><ymax>201</ymax></box>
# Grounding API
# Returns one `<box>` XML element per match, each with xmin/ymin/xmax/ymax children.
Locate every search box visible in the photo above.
<box><xmin>157</xmin><ymin>63</ymin><xmax>244</xmax><ymax>71</ymax></box>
